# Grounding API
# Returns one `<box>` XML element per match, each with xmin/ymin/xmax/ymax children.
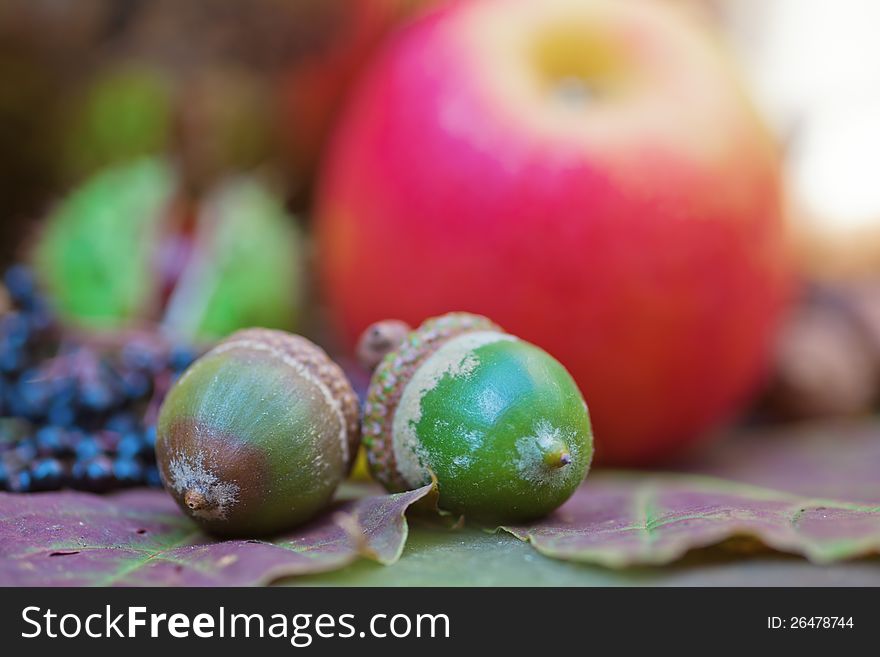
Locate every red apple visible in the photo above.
<box><xmin>316</xmin><ymin>0</ymin><xmax>791</xmax><ymax>465</ymax></box>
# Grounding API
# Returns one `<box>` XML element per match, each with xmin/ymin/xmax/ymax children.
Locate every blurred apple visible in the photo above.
<box><xmin>316</xmin><ymin>0</ymin><xmax>791</xmax><ymax>465</ymax></box>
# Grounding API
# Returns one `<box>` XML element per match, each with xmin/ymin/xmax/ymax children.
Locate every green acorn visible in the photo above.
<box><xmin>156</xmin><ymin>328</ymin><xmax>360</xmax><ymax>536</ymax></box>
<box><xmin>360</xmin><ymin>312</ymin><xmax>593</xmax><ymax>522</ymax></box>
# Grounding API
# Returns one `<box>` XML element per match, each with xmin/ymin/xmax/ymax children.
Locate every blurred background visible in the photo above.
<box><xmin>1</xmin><ymin>0</ymin><xmax>880</xmax><ymax>492</ymax></box>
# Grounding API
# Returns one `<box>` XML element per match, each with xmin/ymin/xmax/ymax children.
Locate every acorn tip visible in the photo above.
<box><xmin>184</xmin><ymin>489</ymin><xmax>207</xmax><ymax>511</ymax></box>
<box><xmin>544</xmin><ymin>449</ymin><xmax>572</xmax><ymax>469</ymax></box>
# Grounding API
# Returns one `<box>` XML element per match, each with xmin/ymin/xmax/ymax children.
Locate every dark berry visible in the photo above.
<box><xmin>96</xmin><ymin>430</ymin><xmax>121</xmax><ymax>453</ymax></box>
<box><xmin>0</xmin><ymin>338</ymin><xmax>25</xmax><ymax>374</ymax></box>
<box><xmin>119</xmin><ymin>369</ymin><xmax>151</xmax><ymax>400</ymax></box>
<box><xmin>35</xmin><ymin>426</ymin><xmax>68</xmax><ymax>456</ymax></box>
<box><xmin>112</xmin><ymin>457</ymin><xmax>144</xmax><ymax>486</ymax></box>
<box><xmin>30</xmin><ymin>458</ymin><xmax>64</xmax><ymax>491</ymax></box>
<box><xmin>26</xmin><ymin>300</ymin><xmax>54</xmax><ymax>333</ymax></box>
<box><xmin>143</xmin><ymin>425</ymin><xmax>157</xmax><ymax>449</ymax></box>
<box><xmin>121</xmin><ymin>341</ymin><xmax>165</xmax><ymax>374</ymax></box>
<box><xmin>46</xmin><ymin>400</ymin><xmax>76</xmax><ymax>428</ymax></box>
<box><xmin>71</xmin><ymin>456</ymin><xmax>114</xmax><ymax>492</ymax></box>
<box><xmin>0</xmin><ymin>270</ymin><xmax>197</xmax><ymax>495</ymax></box>
<box><xmin>16</xmin><ymin>372</ymin><xmax>52</xmax><ymax>419</ymax></box>
<box><xmin>78</xmin><ymin>381</ymin><xmax>115</xmax><ymax>413</ymax></box>
<box><xmin>13</xmin><ymin>439</ymin><xmax>38</xmax><ymax>465</ymax></box>
<box><xmin>1</xmin><ymin>313</ymin><xmax>31</xmax><ymax>349</ymax></box>
<box><xmin>116</xmin><ymin>432</ymin><xmax>145</xmax><ymax>459</ymax></box>
<box><xmin>9</xmin><ymin>468</ymin><xmax>32</xmax><ymax>492</ymax></box>
<box><xmin>106</xmin><ymin>412</ymin><xmax>137</xmax><ymax>435</ymax></box>
<box><xmin>3</xmin><ymin>384</ymin><xmax>27</xmax><ymax>416</ymax></box>
<box><xmin>144</xmin><ymin>465</ymin><xmax>162</xmax><ymax>488</ymax></box>
<box><xmin>168</xmin><ymin>345</ymin><xmax>198</xmax><ymax>373</ymax></box>
<box><xmin>74</xmin><ymin>435</ymin><xmax>102</xmax><ymax>461</ymax></box>
<box><xmin>3</xmin><ymin>265</ymin><xmax>37</xmax><ymax>307</ymax></box>
<box><xmin>48</xmin><ymin>374</ymin><xmax>77</xmax><ymax>401</ymax></box>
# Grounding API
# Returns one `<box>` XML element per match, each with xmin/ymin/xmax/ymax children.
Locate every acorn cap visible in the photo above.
<box><xmin>361</xmin><ymin>312</ymin><xmax>503</xmax><ymax>491</ymax></box>
<box><xmin>228</xmin><ymin>328</ymin><xmax>361</xmax><ymax>467</ymax></box>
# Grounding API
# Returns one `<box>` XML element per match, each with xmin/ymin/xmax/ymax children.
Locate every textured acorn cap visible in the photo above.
<box><xmin>230</xmin><ymin>328</ymin><xmax>361</xmax><ymax>464</ymax></box>
<box><xmin>361</xmin><ymin>312</ymin><xmax>503</xmax><ymax>492</ymax></box>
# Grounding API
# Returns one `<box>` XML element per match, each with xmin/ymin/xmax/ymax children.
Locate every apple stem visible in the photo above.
<box><xmin>553</xmin><ymin>76</ymin><xmax>595</xmax><ymax>108</ymax></box>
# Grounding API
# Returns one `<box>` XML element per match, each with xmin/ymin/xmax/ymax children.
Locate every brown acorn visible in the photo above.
<box><xmin>156</xmin><ymin>328</ymin><xmax>359</xmax><ymax>536</ymax></box>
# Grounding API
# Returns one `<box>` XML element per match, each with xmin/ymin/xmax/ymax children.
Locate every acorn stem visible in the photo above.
<box><xmin>356</xmin><ymin>320</ymin><xmax>412</xmax><ymax>370</ymax></box>
<box><xmin>184</xmin><ymin>489</ymin><xmax>208</xmax><ymax>511</ymax></box>
<box><xmin>543</xmin><ymin>448</ymin><xmax>572</xmax><ymax>469</ymax></box>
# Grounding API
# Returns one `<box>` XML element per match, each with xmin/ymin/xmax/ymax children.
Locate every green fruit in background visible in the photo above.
<box><xmin>156</xmin><ymin>328</ymin><xmax>361</xmax><ymax>536</ymax></box>
<box><xmin>32</xmin><ymin>158</ymin><xmax>304</xmax><ymax>341</ymax></box>
<box><xmin>33</xmin><ymin>158</ymin><xmax>174</xmax><ymax>328</ymax></box>
<box><xmin>173</xmin><ymin>67</ymin><xmax>275</xmax><ymax>196</ymax></box>
<box><xmin>161</xmin><ymin>173</ymin><xmax>304</xmax><ymax>340</ymax></box>
<box><xmin>360</xmin><ymin>312</ymin><xmax>593</xmax><ymax>522</ymax></box>
<box><xmin>62</xmin><ymin>64</ymin><xmax>173</xmax><ymax>181</ymax></box>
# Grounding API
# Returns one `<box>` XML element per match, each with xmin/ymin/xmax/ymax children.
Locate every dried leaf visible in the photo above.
<box><xmin>0</xmin><ymin>483</ymin><xmax>432</xmax><ymax>586</ymax></box>
<box><xmin>501</xmin><ymin>472</ymin><xmax>880</xmax><ymax>568</ymax></box>
<box><xmin>3</xmin><ymin>421</ymin><xmax>880</xmax><ymax>584</ymax></box>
